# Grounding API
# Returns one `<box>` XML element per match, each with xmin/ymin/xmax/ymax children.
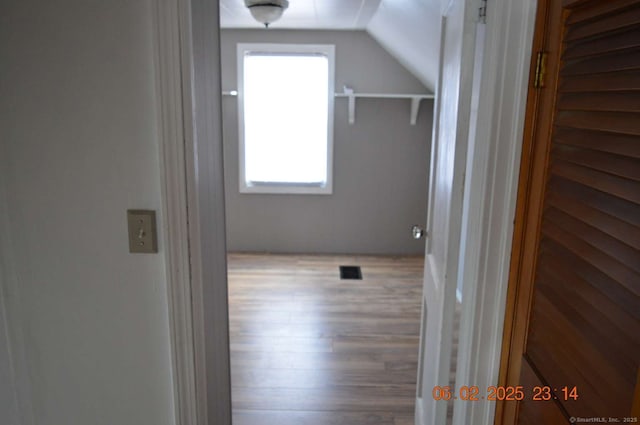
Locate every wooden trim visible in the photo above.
<box><xmin>494</xmin><ymin>0</ymin><xmax>549</xmax><ymax>422</ymax></box>
<box><xmin>495</xmin><ymin>0</ymin><xmax>568</xmax><ymax>423</ymax></box>
<box><xmin>632</xmin><ymin>368</ymin><xmax>640</xmax><ymax>417</ymax></box>
<box><xmin>562</xmin><ymin>0</ymin><xmax>590</xmax><ymax>7</ymax></box>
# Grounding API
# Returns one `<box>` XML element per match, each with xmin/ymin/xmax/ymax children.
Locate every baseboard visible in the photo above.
<box><xmin>415</xmin><ymin>397</ymin><xmax>425</xmax><ymax>425</ymax></box>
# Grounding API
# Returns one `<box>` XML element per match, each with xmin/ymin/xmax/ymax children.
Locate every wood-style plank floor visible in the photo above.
<box><xmin>227</xmin><ymin>253</ymin><xmax>424</xmax><ymax>425</ymax></box>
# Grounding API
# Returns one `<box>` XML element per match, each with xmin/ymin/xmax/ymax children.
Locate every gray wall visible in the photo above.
<box><xmin>0</xmin><ymin>284</ymin><xmax>19</xmax><ymax>425</ymax></box>
<box><xmin>221</xmin><ymin>30</ymin><xmax>433</xmax><ymax>255</ymax></box>
<box><xmin>0</xmin><ymin>1</ymin><xmax>174</xmax><ymax>424</ymax></box>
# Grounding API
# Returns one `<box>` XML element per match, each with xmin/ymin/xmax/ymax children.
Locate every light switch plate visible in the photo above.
<box><xmin>127</xmin><ymin>210</ymin><xmax>158</xmax><ymax>253</ymax></box>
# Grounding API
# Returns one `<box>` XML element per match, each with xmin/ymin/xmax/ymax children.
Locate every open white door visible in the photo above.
<box><xmin>415</xmin><ymin>0</ymin><xmax>484</xmax><ymax>424</ymax></box>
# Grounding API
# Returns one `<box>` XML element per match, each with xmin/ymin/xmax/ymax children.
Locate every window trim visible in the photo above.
<box><xmin>237</xmin><ymin>43</ymin><xmax>335</xmax><ymax>195</ymax></box>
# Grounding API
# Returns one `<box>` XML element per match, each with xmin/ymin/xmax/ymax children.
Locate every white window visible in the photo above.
<box><xmin>237</xmin><ymin>43</ymin><xmax>335</xmax><ymax>194</ymax></box>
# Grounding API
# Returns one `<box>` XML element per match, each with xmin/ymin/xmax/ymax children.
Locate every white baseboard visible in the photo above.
<box><xmin>415</xmin><ymin>397</ymin><xmax>425</xmax><ymax>425</ymax></box>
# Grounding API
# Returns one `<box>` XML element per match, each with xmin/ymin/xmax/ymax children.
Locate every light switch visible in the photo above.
<box><xmin>127</xmin><ymin>210</ymin><xmax>158</xmax><ymax>253</ymax></box>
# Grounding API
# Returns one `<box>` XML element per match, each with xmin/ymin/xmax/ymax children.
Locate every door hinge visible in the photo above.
<box><xmin>533</xmin><ymin>51</ymin><xmax>548</xmax><ymax>89</ymax></box>
<box><xmin>478</xmin><ymin>0</ymin><xmax>487</xmax><ymax>23</ymax></box>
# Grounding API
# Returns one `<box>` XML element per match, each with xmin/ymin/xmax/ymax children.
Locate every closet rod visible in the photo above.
<box><xmin>221</xmin><ymin>86</ymin><xmax>434</xmax><ymax>125</ymax></box>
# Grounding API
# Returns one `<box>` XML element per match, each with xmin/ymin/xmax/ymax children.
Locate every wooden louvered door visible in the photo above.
<box><xmin>497</xmin><ymin>0</ymin><xmax>640</xmax><ymax>424</ymax></box>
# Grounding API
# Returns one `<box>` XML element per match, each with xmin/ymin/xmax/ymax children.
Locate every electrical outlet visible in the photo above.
<box><xmin>127</xmin><ymin>210</ymin><xmax>158</xmax><ymax>253</ymax></box>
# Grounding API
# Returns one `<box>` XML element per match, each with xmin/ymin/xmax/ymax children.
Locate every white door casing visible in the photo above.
<box><xmin>451</xmin><ymin>1</ymin><xmax>539</xmax><ymax>423</ymax></box>
<box><xmin>154</xmin><ymin>0</ymin><xmax>231</xmax><ymax>424</ymax></box>
<box><xmin>415</xmin><ymin>0</ymin><xmax>484</xmax><ymax>423</ymax></box>
<box><xmin>152</xmin><ymin>0</ymin><xmax>539</xmax><ymax>424</ymax></box>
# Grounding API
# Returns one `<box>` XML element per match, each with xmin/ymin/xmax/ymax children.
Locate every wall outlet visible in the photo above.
<box><xmin>127</xmin><ymin>209</ymin><xmax>158</xmax><ymax>253</ymax></box>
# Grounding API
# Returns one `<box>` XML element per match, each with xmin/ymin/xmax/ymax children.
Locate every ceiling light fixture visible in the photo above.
<box><xmin>244</xmin><ymin>0</ymin><xmax>289</xmax><ymax>28</ymax></box>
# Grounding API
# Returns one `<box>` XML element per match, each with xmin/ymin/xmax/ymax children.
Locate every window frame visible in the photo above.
<box><xmin>237</xmin><ymin>43</ymin><xmax>336</xmax><ymax>195</ymax></box>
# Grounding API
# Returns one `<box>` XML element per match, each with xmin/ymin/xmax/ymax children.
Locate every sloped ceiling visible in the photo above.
<box><xmin>366</xmin><ymin>0</ymin><xmax>440</xmax><ymax>91</ymax></box>
<box><xmin>220</xmin><ymin>0</ymin><xmax>440</xmax><ymax>91</ymax></box>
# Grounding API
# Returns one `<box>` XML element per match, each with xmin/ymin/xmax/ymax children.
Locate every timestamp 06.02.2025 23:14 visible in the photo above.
<box><xmin>431</xmin><ymin>385</ymin><xmax>579</xmax><ymax>402</ymax></box>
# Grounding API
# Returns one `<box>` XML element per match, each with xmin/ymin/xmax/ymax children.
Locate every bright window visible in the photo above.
<box><xmin>238</xmin><ymin>44</ymin><xmax>335</xmax><ymax>194</ymax></box>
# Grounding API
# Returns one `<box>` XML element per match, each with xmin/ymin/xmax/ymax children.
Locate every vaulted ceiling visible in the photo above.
<box><xmin>219</xmin><ymin>0</ymin><xmax>441</xmax><ymax>91</ymax></box>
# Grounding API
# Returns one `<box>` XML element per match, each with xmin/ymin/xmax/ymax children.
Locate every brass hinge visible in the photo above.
<box><xmin>533</xmin><ymin>51</ymin><xmax>548</xmax><ymax>88</ymax></box>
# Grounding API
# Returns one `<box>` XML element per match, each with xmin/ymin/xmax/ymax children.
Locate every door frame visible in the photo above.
<box><xmin>153</xmin><ymin>0</ymin><xmax>231</xmax><ymax>424</ymax></box>
<box><xmin>451</xmin><ymin>0</ymin><xmax>539</xmax><ymax>424</ymax></box>
<box><xmin>151</xmin><ymin>0</ymin><xmax>540</xmax><ymax>425</ymax></box>
<box><xmin>493</xmin><ymin>0</ymin><xmax>554</xmax><ymax>422</ymax></box>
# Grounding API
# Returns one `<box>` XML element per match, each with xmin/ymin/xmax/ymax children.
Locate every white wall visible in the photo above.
<box><xmin>0</xmin><ymin>1</ymin><xmax>175</xmax><ymax>424</ymax></box>
<box><xmin>221</xmin><ymin>30</ymin><xmax>433</xmax><ymax>255</ymax></box>
<box><xmin>366</xmin><ymin>0</ymin><xmax>442</xmax><ymax>91</ymax></box>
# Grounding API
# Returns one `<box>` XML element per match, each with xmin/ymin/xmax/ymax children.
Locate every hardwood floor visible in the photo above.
<box><xmin>227</xmin><ymin>253</ymin><xmax>424</xmax><ymax>425</ymax></box>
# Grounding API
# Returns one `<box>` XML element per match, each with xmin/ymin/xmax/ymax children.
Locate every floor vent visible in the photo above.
<box><xmin>339</xmin><ymin>265</ymin><xmax>362</xmax><ymax>280</ymax></box>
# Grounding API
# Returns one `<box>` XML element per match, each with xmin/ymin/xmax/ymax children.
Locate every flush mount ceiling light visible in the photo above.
<box><xmin>244</xmin><ymin>0</ymin><xmax>289</xmax><ymax>28</ymax></box>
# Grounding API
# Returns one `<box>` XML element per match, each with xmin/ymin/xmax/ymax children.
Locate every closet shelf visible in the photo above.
<box><xmin>335</xmin><ymin>86</ymin><xmax>434</xmax><ymax>125</ymax></box>
<box><xmin>222</xmin><ymin>86</ymin><xmax>434</xmax><ymax>125</ymax></box>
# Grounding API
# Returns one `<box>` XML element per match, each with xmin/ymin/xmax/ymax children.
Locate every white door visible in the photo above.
<box><xmin>415</xmin><ymin>0</ymin><xmax>484</xmax><ymax>423</ymax></box>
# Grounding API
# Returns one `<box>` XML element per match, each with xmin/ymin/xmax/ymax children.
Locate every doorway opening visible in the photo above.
<box><xmin>218</xmin><ymin>7</ymin><xmax>434</xmax><ymax>424</ymax></box>
<box><xmin>156</xmin><ymin>0</ymin><xmax>540</xmax><ymax>423</ymax></box>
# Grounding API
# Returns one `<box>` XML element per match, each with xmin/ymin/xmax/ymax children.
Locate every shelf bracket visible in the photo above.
<box><xmin>336</xmin><ymin>86</ymin><xmax>432</xmax><ymax>125</ymax></box>
<box><xmin>410</xmin><ymin>96</ymin><xmax>422</xmax><ymax>126</ymax></box>
<box><xmin>344</xmin><ymin>86</ymin><xmax>356</xmax><ymax>124</ymax></box>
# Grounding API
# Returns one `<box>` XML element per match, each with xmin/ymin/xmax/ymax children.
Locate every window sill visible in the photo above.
<box><xmin>240</xmin><ymin>182</ymin><xmax>333</xmax><ymax>195</ymax></box>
